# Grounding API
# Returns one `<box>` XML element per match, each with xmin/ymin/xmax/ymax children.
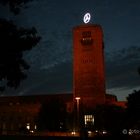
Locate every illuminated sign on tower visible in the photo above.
<box><xmin>73</xmin><ymin>14</ymin><xmax>105</xmax><ymax>107</ymax></box>
<box><xmin>83</xmin><ymin>13</ymin><xmax>91</xmax><ymax>24</ymax></box>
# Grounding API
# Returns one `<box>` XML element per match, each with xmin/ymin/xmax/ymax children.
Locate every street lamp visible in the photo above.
<box><xmin>75</xmin><ymin>97</ymin><xmax>80</xmax><ymax>132</ymax></box>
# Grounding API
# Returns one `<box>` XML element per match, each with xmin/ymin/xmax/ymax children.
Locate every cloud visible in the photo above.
<box><xmin>105</xmin><ymin>46</ymin><xmax>140</xmax><ymax>90</ymax></box>
<box><xmin>106</xmin><ymin>86</ymin><xmax>140</xmax><ymax>101</ymax></box>
<box><xmin>18</xmin><ymin>61</ymin><xmax>73</xmax><ymax>95</ymax></box>
<box><xmin>1</xmin><ymin>0</ymin><xmax>140</xmax><ymax>100</ymax></box>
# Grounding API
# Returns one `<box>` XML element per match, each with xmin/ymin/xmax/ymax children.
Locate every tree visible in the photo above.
<box><xmin>37</xmin><ymin>98</ymin><xmax>67</xmax><ymax>131</ymax></box>
<box><xmin>93</xmin><ymin>104</ymin><xmax>125</xmax><ymax>135</ymax></box>
<box><xmin>126</xmin><ymin>90</ymin><xmax>140</xmax><ymax>129</ymax></box>
<box><xmin>0</xmin><ymin>0</ymin><xmax>33</xmax><ymax>15</ymax></box>
<box><xmin>0</xmin><ymin>1</ymin><xmax>41</xmax><ymax>91</ymax></box>
<box><xmin>0</xmin><ymin>19</ymin><xmax>41</xmax><ymax>91</ymax></box>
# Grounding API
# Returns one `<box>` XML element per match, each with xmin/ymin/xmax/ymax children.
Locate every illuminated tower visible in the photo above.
<box><xmin>73</xmin><ymin>24</ymin><xmax>105</xmax><ymax>108</ymax></box>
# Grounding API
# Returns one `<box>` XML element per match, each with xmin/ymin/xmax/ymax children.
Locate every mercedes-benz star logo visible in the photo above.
<box><xmin>83</xmin><ymin>13</ymin><xmax>91</xmax><ymax>24</ymax></box>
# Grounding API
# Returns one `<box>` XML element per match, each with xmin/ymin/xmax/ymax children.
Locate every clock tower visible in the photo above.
<box><xmin>73</xmin><ymin>24</ymin><xmax>105</xmax><ymax>109</ymax></box>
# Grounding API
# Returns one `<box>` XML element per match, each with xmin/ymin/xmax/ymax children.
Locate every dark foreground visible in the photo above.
<box><xmin>0</xmin><ymin>135</ymin><xmax>138</xmax><ymax>140</ymax></box>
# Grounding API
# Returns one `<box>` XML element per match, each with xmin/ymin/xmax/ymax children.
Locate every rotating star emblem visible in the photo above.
<box><xmin>83</xmin><ymin>13</ymin><xmax>91</xmax><ymax>24</ymax></box>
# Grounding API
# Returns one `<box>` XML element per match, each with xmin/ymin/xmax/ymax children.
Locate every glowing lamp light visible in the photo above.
<box><xmin>71</xmin><ymin>131</ymin><xmax>76</xmax><ymax>135</ymax></box>
<box><xmin>83</xmin><ymin>13</ymin><xmax>91</xmax><ymax>24</ymax></box>
<box><xmin>75</xmin><ymin>97</ymin><xmax>80</xmax><ymax>100</ymax></box>
<box><xmin>26</xmin><ymin>123</ymin><xmax>30</xmax><ymax>130</ymax></box>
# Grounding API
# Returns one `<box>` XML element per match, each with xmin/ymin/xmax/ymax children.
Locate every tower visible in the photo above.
<box><xmin>73</xmin><ymin>24</ymin><xmax>105</xmax><ymax>108</ymax></box>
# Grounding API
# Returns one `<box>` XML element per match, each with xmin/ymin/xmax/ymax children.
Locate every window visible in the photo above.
<box><xmin>84</xmin><ymin>115</ymin><xmax>94</xmax><ymax>126</ymax></box>
<box><xmin>26</xmin><ymin>123</ymin><xmax>30</xmax><ymax>130</ymax></box>
<box><xmin>81</xmin><ymin>31</ymin><xmax>93</xmax><ymax>46</ymax></box>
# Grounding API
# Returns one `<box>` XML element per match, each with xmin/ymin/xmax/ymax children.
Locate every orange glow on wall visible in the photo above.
<box><xmin>73</xmin><ymin>24</ymin><xmax>105</xmax><ymax>107</ymax></box>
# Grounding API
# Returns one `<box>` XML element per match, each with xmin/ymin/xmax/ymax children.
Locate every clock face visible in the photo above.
<box><xmin>83</xmin><ymin>13</ymin><xmax>91</xmax><ymax>24</ymax></box>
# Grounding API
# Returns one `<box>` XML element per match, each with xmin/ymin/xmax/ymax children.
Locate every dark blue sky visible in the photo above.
<box><xmin>1</xmin><ymin>0</ymin><xmax>140</xmax><ymax>100</ymax></box>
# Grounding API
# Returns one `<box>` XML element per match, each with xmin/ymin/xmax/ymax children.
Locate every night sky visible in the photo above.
<box><xmin>0</xmin><ymin>0</ymin><xmax>140</xmax><ymax>100</ymax></box>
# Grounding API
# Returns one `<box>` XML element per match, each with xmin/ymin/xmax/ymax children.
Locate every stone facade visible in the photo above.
<box><xmin>73</xmin><ymin>24</ymin><xmax>105</xmax><ymax>109</ymax></box>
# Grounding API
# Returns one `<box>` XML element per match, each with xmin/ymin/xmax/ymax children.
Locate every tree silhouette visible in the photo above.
<box><xmin>0</xmin><ymin>19</ymin><xmax>40</xmax><ymax>90</ymax></box>
<box><xmin>93</xmin><ymin>104</ymin><xmax>125</xmax><ymax>135</ymax></box>
<box><xmin>37</xmin><ymin>98</ymin><xmax>67</xmax><ymax>131</ymax></box>
<box><xmin>126</xmin><ymin>90</ymin><xmax>140</xmax><ymax>129</ymax></box>
<box><xmin>0</xmin><ymin>0</ymin><xmax>41</xmax><ymax>92</ymax></box>
<box><xmin>0</xmin><ymin>0</ymin><xmax>33</xmax><ymax>15</ymax></box>
<box><xmin>0</xmin><ymin>19</ymin><xmax>41</xmax><ymax>91</ymax></box>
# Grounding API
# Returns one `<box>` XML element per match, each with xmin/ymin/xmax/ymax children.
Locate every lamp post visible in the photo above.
<box><xmin>75</xmin><ymin>97</ymin><xmax>80</xmax><ymax>132</ymax></box>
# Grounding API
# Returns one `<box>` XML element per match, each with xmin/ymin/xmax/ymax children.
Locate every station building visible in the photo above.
<box><xmin>0</xmin><ymin>24</ymin><xmax>126</xmax><ymax>134</ymax></box>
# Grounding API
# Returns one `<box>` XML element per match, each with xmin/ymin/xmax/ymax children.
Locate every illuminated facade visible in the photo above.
<box><xmin>0</xmin><ymin>94</ymin><xmax>73</xmax><ymax>134</ymax></box>
<box><xmin>73</xmin><ymin>24</ymin><xmax>105</xmax><ymax>108</ymax></box>
<box><xmin>0</xmin><ymin>94</ymin><xmax>126</xmax><ymax>134</ymax></box>
<box><xmin>0</xmin><ymin>23</ymin><xmax>127</xmax><ymax>134</ymax></box>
